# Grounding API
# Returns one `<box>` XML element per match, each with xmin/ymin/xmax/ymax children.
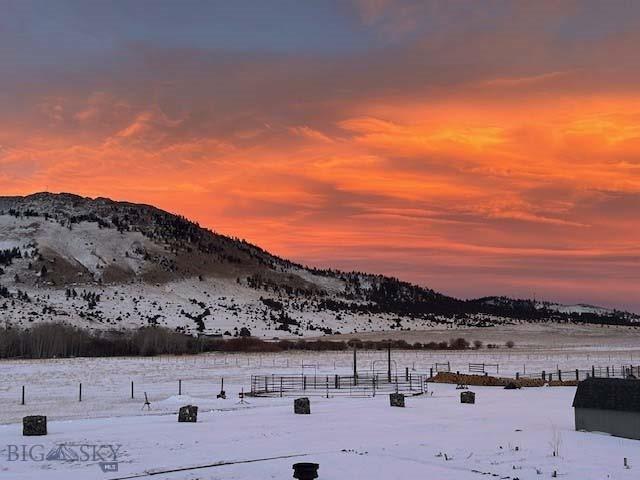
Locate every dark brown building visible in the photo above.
<box><xmin>573</xmin><ymin>377</ymin><xmax>640</xmax><ymax>440</ymax></box>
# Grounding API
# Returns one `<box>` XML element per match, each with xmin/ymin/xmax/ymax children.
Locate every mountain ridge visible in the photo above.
<box><xmin>0</xmin><ymin>192</ymin><xmax>637</xmax><ymax>337</ymax></box>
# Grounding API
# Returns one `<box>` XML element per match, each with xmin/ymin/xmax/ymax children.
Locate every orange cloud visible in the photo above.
<box><xmin>2</xmin><ymin>34</ymin><xmax>640</xmax><ymax>312</ymax></box>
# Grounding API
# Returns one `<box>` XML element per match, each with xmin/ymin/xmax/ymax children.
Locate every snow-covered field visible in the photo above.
<box><xmin>2</xmin><ymin>342</ymin><xmax>640</xmax><ymax>479</ymax></box>
<box><xmin>2</xmin><ymin>341</ymin><xmax>640</xmax><ymax>424</ymax></box>
<box><xmin>1</xmin><ymin>383</ymin><xmax>639</xmax><ymax>480</ymax></box>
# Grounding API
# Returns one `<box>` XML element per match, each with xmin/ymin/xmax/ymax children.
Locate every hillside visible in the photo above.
<box><xmin>0</xmin><ymin>193</ymin><xmax>637</xmax><ymax>337</ymax></box>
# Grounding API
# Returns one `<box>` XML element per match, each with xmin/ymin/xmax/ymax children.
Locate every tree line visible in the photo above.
<box><xmin>0</xmin><ymin>323</ymin><xmax>514</xmax><ymax>359</ymax></box>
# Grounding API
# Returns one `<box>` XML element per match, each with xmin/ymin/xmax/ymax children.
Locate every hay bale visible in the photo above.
<box><xmin>432</xmin><ymin>372</ymin><xmax>507</xmax><ymax>387</ymax></box>
<box><xmin>460</xmin><ymin>391</ymin><xmax>476</xmax><ymax>404</ymax></box>
<box><xmin>178</xmin><ymin>405</ymin><xmax>198</xmax><ymax>422</ymax></box>
<box><xmin>389</xmin><ymin>393</ymin><xmax>405</xmax><ymax>407</ymax></box>
<box><xmin>23</xmin><ymin>416</ymin><xmax>47</xmax><ymax>436</ymax></box>
<box><xmin>431</xmin><ymin>372</ymin><xmax>577</xmax><ymax>388</ymax></box>
<box><xmin>294</xmin><ymin>397</ymin><xmax>311</xmax><ymax>414</ymax></box>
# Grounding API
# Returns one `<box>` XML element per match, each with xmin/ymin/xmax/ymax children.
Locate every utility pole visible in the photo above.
<box><xmin>387</xmin><ymin>344</ymin><xmax>392</xmax><ymax>383</ymax></box>
<box><xmin>353</xmin><ymin>345</ymin><xmax>358</xmax><ymax>381</ymax></box>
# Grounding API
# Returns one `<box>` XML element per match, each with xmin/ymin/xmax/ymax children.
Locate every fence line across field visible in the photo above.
<box><xmin>12</xmin><ymin>375</ymin><xmax>245</xmax><ymax>406</ymax></box>
<box><xmin>8</xmin><ymin>362</ymin><xmax>640</xmax><ymax>406</ymax></box>
<box><xmin>517</xmin><ymin>364</ymin><xmax>640</xmax><ymax>382</ymax></box>
<box><xmin>5</xmin><ymin>349</ymin><xmax>640</xmax><ymax>408</ymax></box>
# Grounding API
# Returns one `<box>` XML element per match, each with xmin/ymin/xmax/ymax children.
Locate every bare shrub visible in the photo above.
<box><xmin>449</xmin><ymin>337</ymin><xmax>470</xmax><ymax>350</ymax></box>
<box><xmin>549</xmin><ymin>427</ymin><xmax>562</xmax><ymax>457</ymax></box>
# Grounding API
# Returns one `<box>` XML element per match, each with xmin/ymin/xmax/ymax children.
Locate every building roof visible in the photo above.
<box><xmin>573</xmin><ymin>378</ymin><xmax>640</xmax><ymax>413</ymax></box>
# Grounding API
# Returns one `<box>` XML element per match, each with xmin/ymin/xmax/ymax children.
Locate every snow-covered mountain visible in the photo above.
<box><xmin>1</xmin><ymin>193</ymin><xmax>637</xmax><ymax>337</ymax></box>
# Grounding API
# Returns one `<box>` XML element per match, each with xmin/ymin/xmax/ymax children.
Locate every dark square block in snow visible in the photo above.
<box><xmin>294</xmin><ymin>397</ymin><xmax>311</xmax><ymax>414</ymax></box>
<box><xmin>461</xmin><ymin>391</ymin><xmax>476</xmax><ymax>404</ymax></box>
<box><xmin>293</xmin><ymin>462</ymin><xmax>319</xmax><ymax>479</ymax></box>
<box><xmin>178</xmin><ymin>405</ymin><xmax>198</xmax><ymax>422</ymax></box>
<box><xmin>23</xmin><ymin>416</ymin><xmax>47</xmax><ymax>436</ymax></box>
<box><xmin>390</xmin><ymin>393</ymin><xmax>405</xmax><ymax>407</ymax></box>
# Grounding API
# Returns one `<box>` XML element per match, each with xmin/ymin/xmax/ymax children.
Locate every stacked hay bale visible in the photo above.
<box><xmin>430</xmin><ymin>372</ymin><xmax>578</xmax><ymax>388</ymax></box>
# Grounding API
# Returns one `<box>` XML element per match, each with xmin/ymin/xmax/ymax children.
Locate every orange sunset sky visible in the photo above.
<box><xmin>1</xmin><ymin>1</ymin><xmax>639</xmax><ymax>312</ymax></box>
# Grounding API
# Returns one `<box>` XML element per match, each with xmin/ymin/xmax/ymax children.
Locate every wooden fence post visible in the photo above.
<box><xmin>131</xmin><ymin>381</ymin><xmax>134</xmax><ymax>399</ymax></box>
<box><xmin>542</xmin><ymin>371</ymin><xmax>546</xmax><ymax>381</ymax></box>
<box><xmin>179</xmin><ymin>379</ymin><xmax>182</xmax><ymax>396</ymax></box>
<box><xmin>21</xmin><ymin>385</ymin><xmax>25</xmax><ymax>405</ymax></box>
<box><xmin>79</xmin><ymin>383</ymin><xmax>82</xmax><ymax>402</ymax></box>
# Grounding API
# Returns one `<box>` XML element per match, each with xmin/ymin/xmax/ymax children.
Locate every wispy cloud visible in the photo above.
<box><xmin>1</xmin><ymin>1</ymin><xmax>640</xmax><ymax>311</ymax></box>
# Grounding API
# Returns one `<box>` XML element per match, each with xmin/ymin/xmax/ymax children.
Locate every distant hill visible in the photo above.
<box><xmin>0</xmin><ymin>193</ymin><xmax>637</xmax><ymax>337</ymax></box>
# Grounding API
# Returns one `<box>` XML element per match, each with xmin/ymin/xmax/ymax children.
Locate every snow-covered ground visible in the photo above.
<box><xmin>2</xmin><ymin>345</ymin><xmax>640</xmax><ymax>479</ymax></box>
<box><xmin>1</xmin><ymin>383</ymin><xmax>639</xmax><ymax>480</ymax></box>
<box><xmin>3</xmin><ymin>208</ymin><xmax>638</xmax><ymax>338</ymax></box>
<box><xmin>3</xmin><ymin>344</ymin><xmax>640</xmax><ymax>424</ymax></box>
